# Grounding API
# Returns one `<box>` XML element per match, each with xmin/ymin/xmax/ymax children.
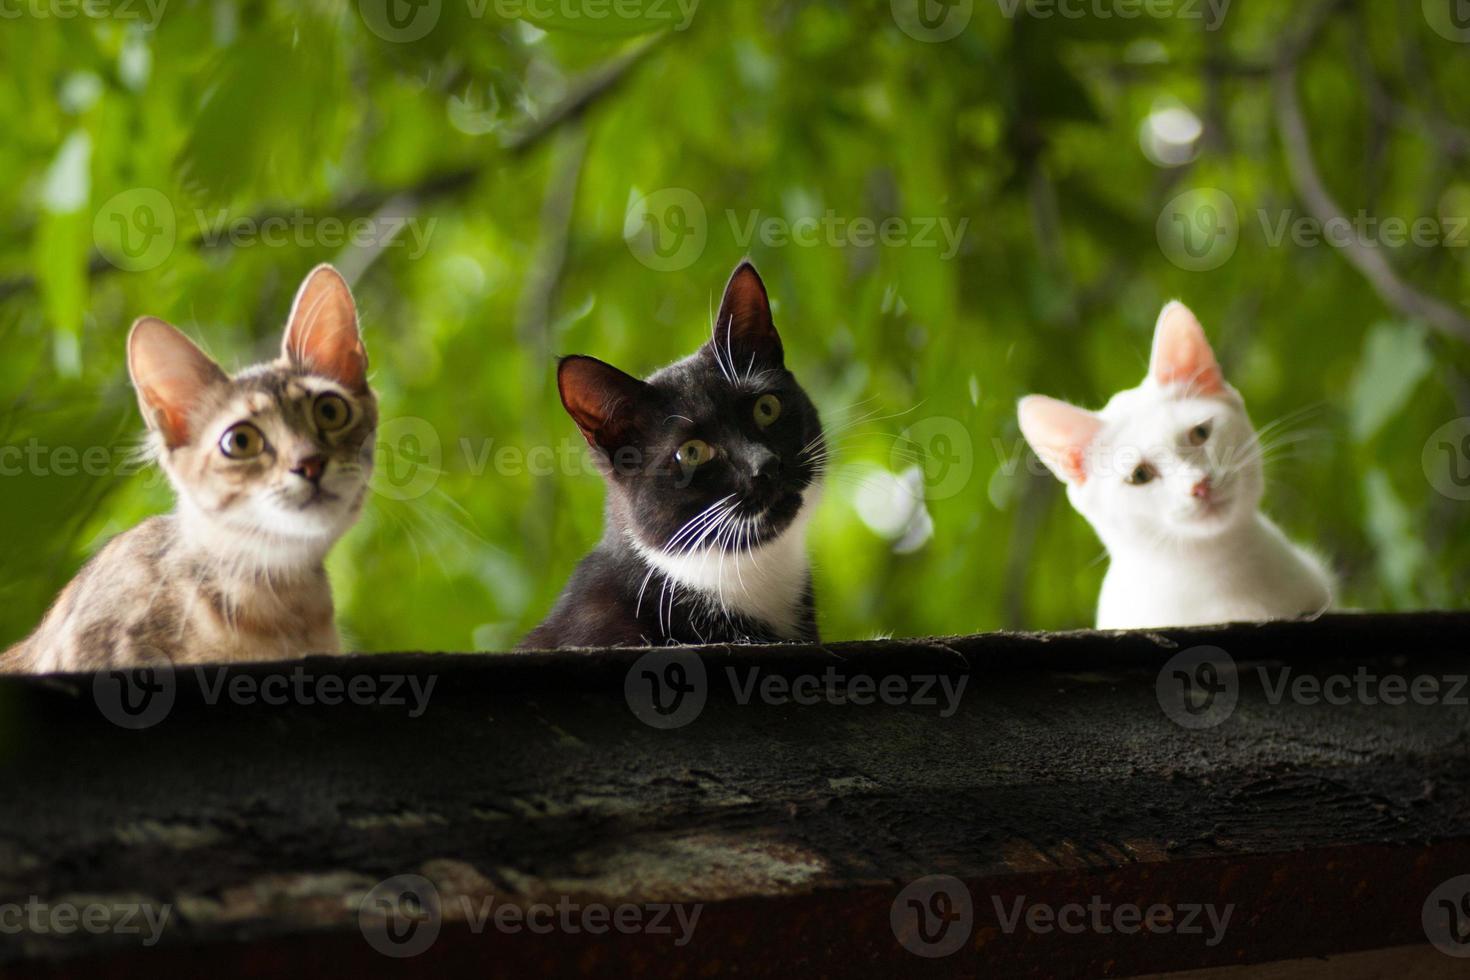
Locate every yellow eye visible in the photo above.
<box><xmin>1126</xmin><ymin>462</ymin><xmax>1158</xmax><ymax>486</ymax></box>
<box><xmin>219</xmin><ymin>423</ymin><xmax>266</xmax><ymax>460</ymax></box>
<box><xmin>676</xmin><ymin>439</ymin><xmax>713</xmax><ymax>469</ymax></box>
<box><xmin>1188</xmin><ymin>422</ymin><xmax>1212</xmax><ymax>446</ymax></box>
<box><xmin>753</xmin><ymin>394</ymin><xmax>782</xmax><ymax>427</ymax></box>
<box><xmin>313</xmin><ymin>394</ymin><xmax>352</xmax><ymax>432</ymax></box>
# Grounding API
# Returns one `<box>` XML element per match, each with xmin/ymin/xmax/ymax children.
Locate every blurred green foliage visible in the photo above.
<box><xmin>0</xmin><ymin>0</ymin><xmax>1466</xmax><ymax>651</ymax></box>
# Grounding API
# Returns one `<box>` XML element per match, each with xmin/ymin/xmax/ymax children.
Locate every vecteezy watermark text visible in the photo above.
<box><xmin>727</xmin><ymin>667</ymin><xmax>968</xmax><ymax>717</ymax></box>
<box><xmin>0</xmin><ymin>897</ymin><xmax>171</xmax><ymax>947</ymax></box>
<box><xmin>1156</xmin><ymin>647</ymin><xmax>1470</xmax><ymax>730</ymax></box>
<box><xmin>359</xmin><ymin>875</ymin><xmax>701</xmax><ymax>958</ymax></box>
<box><xmin>993</xmin><ymin>0</ymin><xmax>1230</xmax><ymax>29</ymax></box>
<box><xmin>93</xmin><ymin>189</ymin><xmax>437</xmax><ymax>273</ymax></box>
<box><xmin>1259</xmin><ymin>666</ymin><xmax>1468</xmax><ymax>707</ymax></box>
<box><xmin>193</xmin><ymin>211</ymin><xmax>436</xmax><ymax>259</ymax></box>
<box><xmin>727</xmin><ymin>210</ymin><xmax>969</xmax><ymax>260</ymax></box>
<box><xmin>992</xmin><ymin>895</ymin><xmax>1233</xmax><ymax>946</ymax></box>
<box><xmin>193</xmin><ymin>667</ymin><xmax>436</xmax><ymax>717</ymax></box>
<box><xmin>625</xmin><ymin>189</ymin><xmax>971</xmax><ymax>272</ymax></box>
<box><xmin>625</xmin><ymin>649</ymin><xmax>971</xmax><ymax>730</ymax></box>
<box><xmin>0</xmin><ymin>0</ymin><xmax>168</xmax><ymax>24</ymax></box>
<box><xmin>358</xmin><ymin>0</ymin><xmax>699</xmax><ymax>43</ymax></box>
<box><xmin>891</xmin><ymin>0</ymin><xmax>1230</xmax><ymax>44</ymax></box>
<box><xmin>94</xmin><ymin>659</ymin><xmax>437</xmax><ymax>730</ymax></box>
<box><xmin>1258</xmin><ymin>209</ymin><xmax>1470</xmax><ymax>250</ymax></box>
<box><xmin>488</xmin><ymin>0</ymin><xmax>699</xmax><ymax>29</ymax></box>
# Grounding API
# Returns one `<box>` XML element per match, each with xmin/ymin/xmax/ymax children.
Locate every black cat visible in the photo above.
<box><xmin>522</xmin><ymin>261</ymin><xmax>825</xmax><ymax>649</ymax></box>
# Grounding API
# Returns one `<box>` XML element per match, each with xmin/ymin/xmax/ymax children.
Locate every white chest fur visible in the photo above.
<box><xmin>629</xmin><ymin>490</ymin><xmax>819</xmax><ymax>640</ymax></box>
<box><xmin>1096</xmin><ymin>514</ymin><xmax>1333</xmax><ymax>630</ymax></box>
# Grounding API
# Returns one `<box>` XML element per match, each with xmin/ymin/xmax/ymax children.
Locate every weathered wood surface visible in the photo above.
<box><xmin>0</xmin><ymin>612</ymin><xmax>1467</xmax><ymax>977</ymax></box>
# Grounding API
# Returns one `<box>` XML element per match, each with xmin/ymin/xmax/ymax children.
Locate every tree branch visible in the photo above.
<box><xmin>1271</xmin><ymin>3</ymin><xmax>1470</xmax><ymax>344</ymax></box>
<box><xmin>0</xmin><ymin>33</ymin><xmax>666</xmax><ymax>304</ymax></box>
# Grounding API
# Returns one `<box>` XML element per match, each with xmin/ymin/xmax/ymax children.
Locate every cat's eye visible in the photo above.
<box><xmin>676</xmin><ymin>439</ymin><xmax>714</xmax><ymax>469</ymax></box>
<box><xmin>1126</xmin><ymin>462</ymin><xmax>1157</xmax><ymax>486</ymax></box>
<box><xmin>219</xmin><ymin>423</ymin><xmax>266</xmax><ymax>460</ymax></box>
<box><xmin>753</xmin><ymin>394</ymin><xmax>782</xmax><ymax>428</ymax></box>
<box><xmin>313</xmin><ymin>393</ymin><xmax>352</xmax><ymax>432</ymax></box>
<box><xmin>1188</xmin><ymin>421</ymin><xmax>1213</xmax><ymax>446</ymax></box>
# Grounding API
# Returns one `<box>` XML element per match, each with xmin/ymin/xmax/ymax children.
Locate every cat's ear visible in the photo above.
<box><xmin>709</xmin><ymin>259</ymin><xmax>784</xmax><ymax>372</ymax></box>
<box><xmin>1018</xmin><ymin>395</ymin><xmax>1103</xmax><ymax>485</ymax></box>
<box><xmin>282</xmin><ymin>264</ymin><xmax>369</xmax><ymax>392</ymax></box>
<box><xmin>558</xmin><ymin>355</ymin><xmax>655</xmax><ymax>454</ymax></box>
<box><xmin>128</xmin><ymin>317</ymin><xmax>229</xmax><ymax>449</ymax></box>
<box><xmin>1148</xmin><ymin>301</ymin><xmax>1224</xmax><ymax>395</ymax></box>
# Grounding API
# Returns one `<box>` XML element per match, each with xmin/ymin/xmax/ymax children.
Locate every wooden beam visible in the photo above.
<box><xmin>0</xmin><ymin>612</ymin><xmax>1467</xmax><ymax>977</ymax></box>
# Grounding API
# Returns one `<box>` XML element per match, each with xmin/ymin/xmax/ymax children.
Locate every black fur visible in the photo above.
<box><xmin>522</xmin><ymin>261</ymin><xmax>824</xmax><ymax>650</ymax></box>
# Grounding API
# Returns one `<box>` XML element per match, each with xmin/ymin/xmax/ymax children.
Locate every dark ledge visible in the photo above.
<box><xmin>1</xmin><ymin>612</ymin><xmax>1468</xmax><ymax>978</ymax></box>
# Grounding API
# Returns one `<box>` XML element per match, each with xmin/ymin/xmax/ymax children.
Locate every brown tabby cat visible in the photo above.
<box><xmin>0</xmin><ymin>265</ymin><xmax>377</xmax><ymax>674</ymax></box>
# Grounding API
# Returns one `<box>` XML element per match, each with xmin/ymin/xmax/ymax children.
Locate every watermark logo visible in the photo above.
<box><xmin>625</xmin><ymin>649</ymin><xmax>708</xmax><ymax>729</ymax></box>
<box><xmin>1156</xmin><ymin>646</ymin><xmax>1238</xmax><ymax>729</ymax></box>
<box><xmin>360</xmin><ymin>874</ymin><xmax>442</xmax><ymax>959</ymax></box>
<box><xmin>1424</xmin><ymin>875</ymin><xmax>1470</xmax><ymax>957</ymax></box>
<box><xmin>626</xmin><ymin>188</ymin><xmax>708</xmax><ymax>272</ymax></box>
<box><xmin>895</xmin><ymin>416</ymin><xmax>974</xmax><ymax>501</ymax></box>
<box><xmin>93</xmin><ymin>188</ymin><xmax>177</xmax><ymax>272</ymax></box>
<box><xmin>1158</xmin><ymin>189</ymin><xmax>1239</xmax><ymax>272</ymax></box>
<box><xmin>1424</xmin><ymin>0</ymin><xmax>1470</xmax><ymax>42</ymax></box>
<box><xmin>96</xmin><ymin>661</ymin><xmax>436</xmax><ymax>730</ymax></box>
<box><xmin>93</xmin><ymin>192</ymin><xmax>437</xmax><ymax>272</ymax></box>
<box><xmin>374</xmin><ymin>416</ymin><xmax>444</xmax><ymax>501</ymax></box>
<box><xmin>892</xmin><ymin>875</ymin><xmax>973</xmax><ymax>957</ymax></box>
<box><xmin>1423</xmin><ymin>418</ymin><xmax>1470</xmax><ymax>501</ymax></box>
<box><xmin>891</xmin><ymin>0</ymin><xmax>974</xmax><ymax>42</ymax></box>
<box><xmin>359</xmin><ymin>0</ymin><xmax>442</xmax><ymax>41</ymax></box>
<box><xmin>93</xmin><ymin>646</ymin><xmax>176</xmax><ymax>730</ymax></box>
<box><xmin>358</xmin><ymin>874</ymin><xmax>703</xmax><ymax>956</ymax></box>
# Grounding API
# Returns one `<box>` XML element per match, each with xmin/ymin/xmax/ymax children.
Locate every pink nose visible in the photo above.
<box><xmin>293</xmin><ymin>455</ymin><xmax>326</xmax><ymax>484</ymax></box>
<box><xmin>1191</xmin><ymin>477</ymin><xmax>1213</xmax><ymax>500</ymax></box>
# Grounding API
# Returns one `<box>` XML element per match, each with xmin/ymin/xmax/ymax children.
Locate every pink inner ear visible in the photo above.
<box><xmin>1150</xmin><ymin>302</ymin><xmax>1224</xmax><ymax>395</ymax></box>
<box><xmin>1018</xmin><ymin>395</ymin><xmax>1103</xmax><ymax>485</ymax></box>
<box><xmin>128</xmin><ymin>317</ymin><xmax>227</xmax><ymax>448</ymax></box>
<box><xmin>283</xmin><ymin>265</ymin><xmax>367</xmax><ymax>391</ymax></box>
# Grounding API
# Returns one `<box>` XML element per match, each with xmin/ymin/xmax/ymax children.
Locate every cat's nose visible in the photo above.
<box><xmin>750</xmin><ymin>449</ymin><xmax>782</xmax><ymax>484</ymax></box>
<box><xmin>292</xmin><ymin>455</ymin><xmax>327</xmax><ymax>485</ymax></box>
<box><xmin>1191</xmin><ymin>476</ymin><xmax>1213</xmax><ymax>500</ymax></box>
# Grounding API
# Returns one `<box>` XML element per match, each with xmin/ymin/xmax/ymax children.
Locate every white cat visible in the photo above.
<box><xmin>1018</xmin><ymin>301</ymin><xmax>1333</xmax><ymax>630</ymax></box>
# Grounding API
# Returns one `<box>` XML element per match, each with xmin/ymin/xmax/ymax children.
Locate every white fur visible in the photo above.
<box><xmin>1021</xmin><ymin>303</ymin><xmax>1334</xmax><ymax>630</ymax></box>
<box><xmin>629</xmin><ymin>486</ymin><xmax>821</xmax><ymax>640</ymax></box>
<box><xmin>1076</xmin><ymin>386</ymin><xmax>1331</xmax><ymax>629</ymax></box>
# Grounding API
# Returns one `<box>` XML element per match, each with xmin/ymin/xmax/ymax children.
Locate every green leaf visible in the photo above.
<box><xmin>1347</xmin><ymin>321</ymin><xmax>1431</xmax><ymax>443</ymax></box>
<box><xmin>34</xmin><ymin>129</ymin><xmax>92</xmax><ymax>377</ymax></box>
<box><xmin>1362</xmin><ymin>469</ymin><xmax>1425</xmax><ymax>608</ymax></box>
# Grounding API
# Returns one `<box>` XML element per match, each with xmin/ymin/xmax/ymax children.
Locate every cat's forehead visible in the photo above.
<box><xmin>1100</xmin><ymin>387</ymin><xmax>1235</xmax><ymax>444</ymax></box>
<box><xmin>204</xmin><ymin>362</ymin><xmax>358</xmax><ymax>421</ymax></box>
<box><xmin>234</xmin><ymin>363</ymin><xmax>352</xmax><ymax>399</ymax></box>
<box><xmin>647</xmin><ymin>350</ymin><xmax>781</xmax><ymax>416</ymax></box>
